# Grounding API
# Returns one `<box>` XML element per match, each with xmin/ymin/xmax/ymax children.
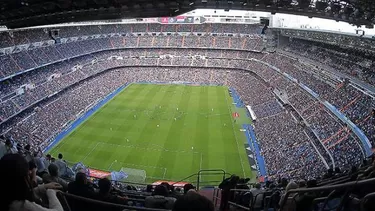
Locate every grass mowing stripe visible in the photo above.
<box><xmin>224</xmin><ymin>87</ymin><xmax>246</xmax><ymax>178</ymax></box>
<box><xmin>49</xmin><ymin>84</ymin><xmax>254</xmax><ymax>184</ymax></box>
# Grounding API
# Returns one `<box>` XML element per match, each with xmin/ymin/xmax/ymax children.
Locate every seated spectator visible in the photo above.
<box><xmin>43</xmin><ymin>163</ymin><xmax>69</xmax><ymax>191</ymax></box>
<box><xmin>95</xmin><ymin>178</ymin><xmax>128</xmax><ymax>205</ymax></box>
<box><xmin>170</xmin><ymin>186</ymin><xmax>183</xmax><ymax>199</ymax></box>
<box><xmin>358</xmin><ymin>160</ymin><xmax>375</xmax><ymax>179</ymax></box>
<box><xmin>183</xmin><ymin>183</ymin><xmax>195</xmax><ymax>194</ymax></box>
<box><xmin>173</xmin><ymin>190</ymin><xmax>214</xmax><ymax>211</ymax></box>
<box><xmin>67</xmin><ymin>172</ymin><xmax>95</xmax><ymax>198</ymax></box>
<box><xmin>146</xmin><ymin>184</ymin><xmax>153</xmax><ymax>193</ymax></box>
<box><xmin>279</xmin><ymin>181</ymin><xmax>298</xmax><ymax>211</ymax></box>
<box><xmin>28</xmin><ymin>161</ymin><xmax>41</xmax><ymax>187</ymax></box>
<box><xmin>236</xmin><ymin>178</ymin><xmax>250</xmax><ymax>189</ymax></box>
<box><xmin>251</xmin><ymin>183</ymin><xmax>264</xmax><ymax>209</ymax></box>
<box><xmin>145</xmin><ymin>185</ymin><xmax>176</xmax><ymax>209</ymax></box>
<box><xmin>0</xmin><ymin>153</ymin><xmax>64</xmax><ymax>211</ymax></box>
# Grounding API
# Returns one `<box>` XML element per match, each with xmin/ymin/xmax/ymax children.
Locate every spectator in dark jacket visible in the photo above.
<box><xmin>67</xmin><ymin>172</ymin><xmax>97</xmax><ymax>211</ymax></box>
<box><xmin>145</xmin><ymin>185</ymin><xmax>176</xmax><ymax>209</ymax></box>
<box><xmin>95</xmin><ymin>178</ymin><xmax>128</xmax><ymax>205</ymax></box>
<box><xmin>219</xmin><ymin>175</ymin><xmax>240</xmax><ymax>211</ymax></box>
<box><xmin>173</xmin><ymin>190</ymin><xmax>214</xmax><ymax>211</ymax></box>
<box><xmin>67</xmin><ymin>172</ymin><xmax>95</xmax><ymax>198</ymax></box>
<box><xmin>183</xmin><ymin>183</ymin><xmax>195</xmax><ymax>194</ymax></box>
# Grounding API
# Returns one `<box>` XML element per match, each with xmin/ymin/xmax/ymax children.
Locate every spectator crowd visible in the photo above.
<box><xmin>0</xmin><ymin>152</ymin><xmax>213</xmax><ymax>211</ymax></box>
<box><xmin>0</xmin><ymin>24</ymin><xmax>374</xmax><ymax>187</ymax></box>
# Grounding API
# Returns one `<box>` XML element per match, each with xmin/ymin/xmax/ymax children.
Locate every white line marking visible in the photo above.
<box><xmin>82</xmin><ymin>143</ymin><xmax>99</xmax><ymax>162</ymax></box>
<box><xmin>107</xmin><ymin>161</ymin><xmax>115</xmax><ymax>171</ymax></box>
<box><xmin>114</xmin><ymin>161</ymin><xmax>166</xmax><ymax>170</ymax></box>
<box><xmin>97</xmin><ymin>142</ymin><xmax>200</xmax><ymax>154</ymax></box>
<box><xmin>200</xmin><ymin>153</ymin><xmax>203</xmax><ymax>170</ymax></box>
<box><xmin>51</xmin><ymin>140</ymin><xmax>67</xmax><ymax>153</ymax></box>
<box><xmin>224</xmin><ymin>91</ymin><xmax>246</xmax><ymax>178</ymax></box>
<box><xmin>199</xmin><ymin>153</ymin><xmax>203</xmax><ymax>182</ymax></box>
<box><xmin>163</xmin><ymin>168</ymin><xmax>167</xmax><ymax>179</ymax></box>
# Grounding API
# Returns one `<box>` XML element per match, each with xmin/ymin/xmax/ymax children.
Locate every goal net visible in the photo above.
<box><xmin>119</xmin><ymin>167</ymin><xmax>147</xmax><ymax>184</ymax></box>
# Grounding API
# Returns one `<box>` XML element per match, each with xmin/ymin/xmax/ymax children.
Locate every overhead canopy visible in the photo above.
<box><xmin>0</xmin><ymin>0</ymin><xmax>374</xmax><ymax>29</ymax></box>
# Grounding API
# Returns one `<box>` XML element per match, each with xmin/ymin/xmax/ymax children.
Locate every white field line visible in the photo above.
<box><xmin>98</xmin><ymin>142</ymin><xmax>200</xmax><ymax>154</ymax></box>
<box><xmin>50</xmin><ymin>140</ymin><xmax>67</xmax><ymax>153</ymax></box>
<box><xmin>82</xmin><ymin>143</ymin><xmax>99</xmax><ymax>162</ymax></box>
<box><xmin>113</xmin><ymin>161</ymin><xmax>167</xmax><ymax>170</ymax></box>
<box><xmin>163</xmin><ymin>168</ymin><xmax>167</xmax><ymax>179</ymax></box>
<box><xmin>199</xmin><ymin>153</ymin><xmax>203</xmax><ymax>170</ymax></box>
<box><xmin>107</xmin><ymin>161</ymin><xmax>116</xmax><ymax>171</ymax></box>
<box><xmin>199</xmin><ymin>153</ymin><xmax>203</xmax><ymax>182</ymax></box>
<box><xmin>224</xmin><ymin>92</ymin><xmax>246</xmax><ymax>178</ymax></box>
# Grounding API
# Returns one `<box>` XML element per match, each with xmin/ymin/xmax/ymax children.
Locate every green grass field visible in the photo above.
<box><xmin>49</xmin><ymin>83</ymin><xmax>253</xmax><ymax>184</ymax></box>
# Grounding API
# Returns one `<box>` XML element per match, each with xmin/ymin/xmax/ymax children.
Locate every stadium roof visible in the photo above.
<box><xmin>0</xmin><ymin>0</ymin><xmax>374</xmax><ymax>29</ymax></box>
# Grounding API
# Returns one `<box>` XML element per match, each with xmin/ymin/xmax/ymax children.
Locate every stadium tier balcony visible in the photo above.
<box><xmin>0</xmin><ymin>25</ymin><xmax>374</xmax><ymax>182</ymax></box>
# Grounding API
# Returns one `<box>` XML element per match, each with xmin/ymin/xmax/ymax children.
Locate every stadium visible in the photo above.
<box><xmin>0</xmin><ymin>0</ymin><xmax>374</xmax><ymax>211</ymax></box>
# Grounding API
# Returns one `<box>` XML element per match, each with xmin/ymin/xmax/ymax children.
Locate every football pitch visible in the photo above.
<box><xmin>49</xmin><ymin>83</ymin><xmax>253</xmax><ymax>184</ymax></box>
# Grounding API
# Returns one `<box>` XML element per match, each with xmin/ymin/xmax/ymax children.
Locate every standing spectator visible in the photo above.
<box><xmin>42</xmin><ymin>154</ymin><xmax>52</xmax><ymax>172</ymax></box>
<box><xmin>0</xmin><ymin>153</ymin><xmax>64</xmax><ymax>211</ymax></box>
<box><xmin>24</xmin><ymin>144</ymin><xmax>33</xmax><ymax>162</ymax></box>
<box><xmin>219</xmin><ymin>175</ymin><xmax>240</xmax><ymax>211</ymax></box>
<box><xmin>33</xmin><ymin>152</ymin><xmax>46</xmax><ymax>177</ymax></box>
<box><xmin>55</xmin><ymin>153</ymin><xmax>67</xmax><ymax>177</ymax></box>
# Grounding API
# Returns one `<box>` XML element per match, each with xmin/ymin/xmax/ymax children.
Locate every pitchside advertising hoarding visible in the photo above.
<box><xmin>159</xmin><ymin>16</ymin><xmax>202</xmax><ymax>24</ymax></box>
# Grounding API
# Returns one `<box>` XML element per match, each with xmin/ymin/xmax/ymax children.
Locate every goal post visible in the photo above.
<box><xmin>118</xmin><ymin>167</ymin><xmax>147</xmax><ymax>184</ymax></box>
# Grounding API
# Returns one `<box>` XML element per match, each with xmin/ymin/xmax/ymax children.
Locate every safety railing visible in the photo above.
<box><xmin>57</xmin><ymin>192</ymin><xmax>170</xmax><ymax>211</ymax></box>
<box><xmin>63</xmin><ymin>168</ymin><xmax>230</xmax><ymax>193</ymax></box>
<box><xmin>197</xmin><ymin>169</ymin><xmax>227</xmax><ymax>190</ymax></box>
<box><xmin>279</xmin><ymin>177</ymin><xmax>375</xmax><ymax>211</ymax></box>
<box><xmin>171</xmin><ymin>169</ymin><xmax>230</xmax><ymax>190</ymax></box>
<box><xmin>228</xmin><ymin>189</ymin><xmax>252</xmax><ymax>211</ymax></box>
<box><xmin>226</xmin><ymin>188</ymin><xmax>279</xmax><ymax>211</ymax></box>
<box><xmin>213</xmin><ymin>188</ymin><xmax>221</xmax><ymax>208</ymax></box>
